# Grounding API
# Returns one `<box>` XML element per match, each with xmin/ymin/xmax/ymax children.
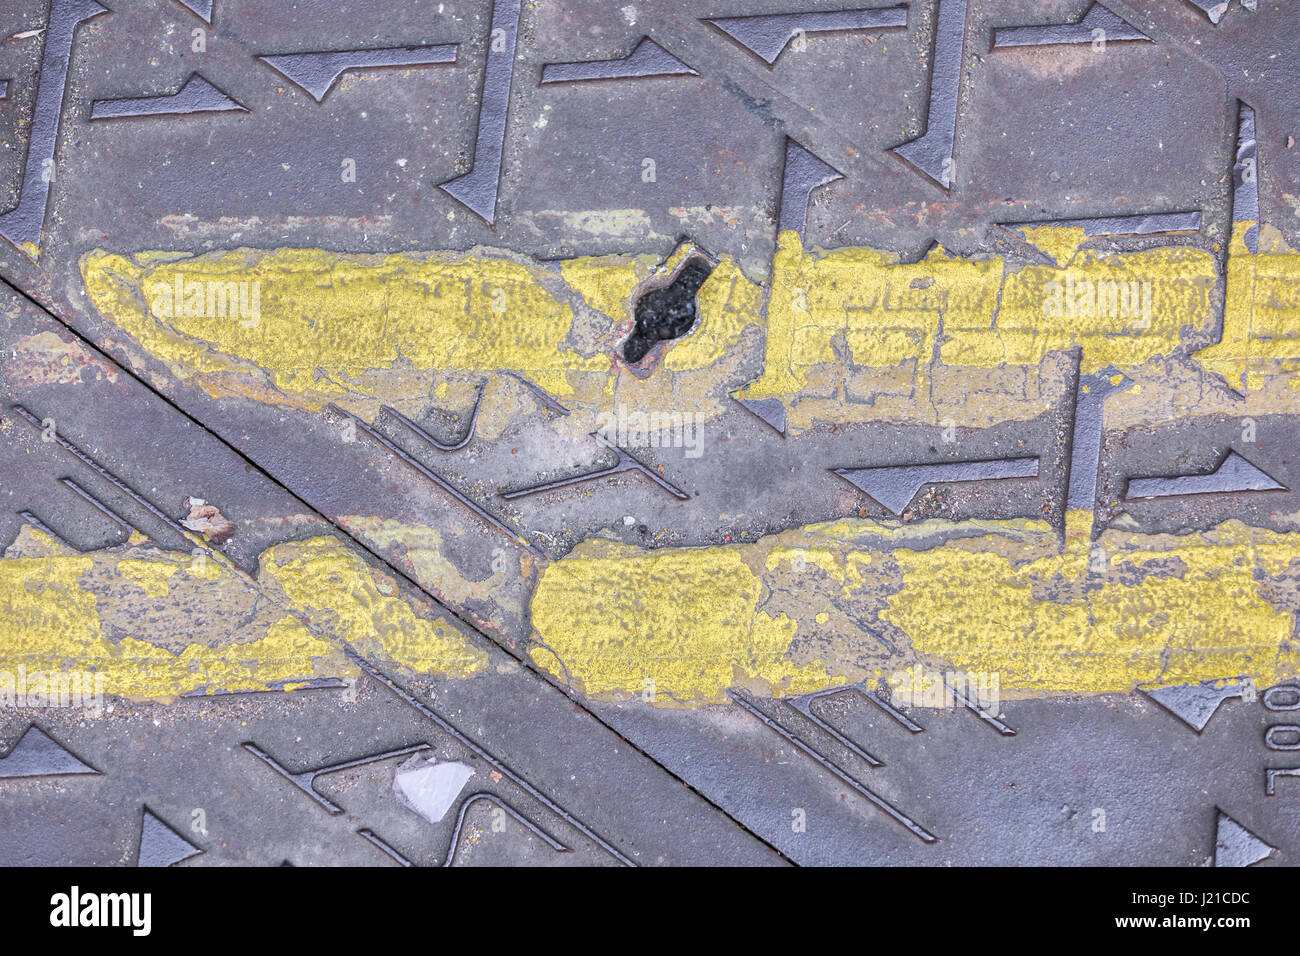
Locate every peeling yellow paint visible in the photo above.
<box><xmin>262</xmin><ymin>535</ymin><xmax>488</xmax><ymax>678</ymax></box>
<box><xmin>0</xmin><ymin>523</ymin><xmax>487</xmax><ymax>700</ymax></box>
<box><xmin>81</xmin><ymin>247</ymin><xmax>607</xmax><ymax>404</ymax></box>
<box><xmin>530</xmin><ymin>513</ymin><xmax>1300</xmax><ymax>706</ymax></box>
<box><xmin>0</xmin><ymin>550</ymin><xmax>100</xmax><ymax>661</ymax></box>
<box><xmin>1195</xmin><ymin>229</ymin><xmax>1300</xmax><ymax>392</ymax></box>
<box><xmin>665</xmin><ymin>257</ymin><xmax>762</xmax><ymax>370</ymax></box>
<box><xmin>741</xmin><ymin>229</ymin><xmax>1215</xmax><ymax>408</ymax></box>
<box><xmin>60</xmin><ymin>225</ymin><xmax>1300</xmax><ymax>713</ymax></box>
<box><xmin>530</xmin><ymin>546</ymin><xmax>832</xmax><ymax>704</ymax></box>
<box><xmin>976</xmin><ymin>244</ymin><xmax>1210</xmax><ymax>370</ymax></box>
<box><xmin>107</xmin><ymin>615</ymin><xmax>337</xmax><ymax>699</ymax></box>
<box><xmin>340</xmin><ymin>516</ymin><xmax>527</xmax><ymax>625</ymax></box>
<box><xmin>1018</xmin><ymin>226</ymin><xmax>1089</xmax><ymax>267</ymax></box>
<box><xmin>117</xmin><ymin>558</ymin><xmax>178</xmax><ymax>597</ymax></box>
<box><xmin>886</xmin><ymin>511</ymin><xmax>1300</xmax><ymax>695</ymax></box>
<box><xmin>560</xmin><ymin>254</ymin><xmax>648</xmax><ymax>321</ymax></box>
<box><xmin>74</xmin><ymin>225</ymin><xmax>1300</xmax><ymax>434</ymax></box>
<box><xmin>79</xmin><ymin>244</ymin><xmax>771</xmax><ymax>442</ymax></box>
<box><xmin>82</xmin><ymin>228</ymin><xmax>1296</xmax><ymax>442</ymax></box>
<box><xmin>743</xmin><ymin>233</ymin><xmax>1002</xmax><ymax>398</ymax></box>
<box><xmin>0</xmin><ymin>533</ymin><xmax>342</xmax><ymax>698</ymax></box>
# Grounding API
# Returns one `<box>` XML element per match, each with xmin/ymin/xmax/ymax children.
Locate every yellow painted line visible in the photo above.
<box><xmin>80</xmin><ymin>228</ymin><xmax>1300</xmax><ymax>435</ymax></box>
<box><xmin>0</xmin><ymin>526</ymin><xmax>486</xmax><ymax>700</ymax></box>
<box><xmin>530</xmin><ymin>513</ymin><xmax>1300</xmax><ymax>706</ymax></box>
<box><xmin>1196</xmin><ymin>227</ymin><xmax>1300</xmax><ymax>392</ymax></box>
<box><xmin>65</xmin><ymin>227</ymin><xmax>1300</xmax><ymax>707</ymax></box>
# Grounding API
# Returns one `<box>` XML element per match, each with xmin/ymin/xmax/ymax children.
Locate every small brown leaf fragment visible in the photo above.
<box><xmin>182</xmin><ymin>497</ymin><xmax>237</xmax><ymax>544</ymax></box>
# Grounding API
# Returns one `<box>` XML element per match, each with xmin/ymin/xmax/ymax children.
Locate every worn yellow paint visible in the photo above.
<box><xmin>0</xmin><ymin>551</ymin><xmax>100</xmax><ymax>659</ymax></box>
<box><xmin>970</xmin><ymin>244</ymin><xmax>1211</xmax><ymax>370</ymax></box>
<box><xmin>4</xmin><ymin>526</ymin><xmax>70</xmax><ymax>559</ymax></box>
<box><xmin>741</xmin><ymin>229</ymin><xmax>1215</xmax><ymax>404</ymax></box>
<box><xmin>340</xmin><ymin>515</ymin><xmax>527</xmax><ymax>625</ymax></box>
<box><xmin>1195</xmin><ymin>229</ymin><xmax>1300</xmax><ymax>392</ymax></box>
<box><xmin>107</xmin><ymin>615</ymin><xmax>338</xmax><ymax>699</ymax></box>
<box><xmin>0</xmin><ymin>523</ymin><xmax>487</xmax><ymax>700</ymax></box>
<box><xmin>560</xmin><ymin>254</ymin><xmax>647</xmax><ymax>320</ymax></box>
<box><xmin>529</xmin><ymin>513</ymin><xmax>1300</xmax><ymax>705</ymax></box>
<box><xmin>665</xmin><ymin>257</ymin><xmax>762</xmax><ymax>370</ymax></box>
<box><xmin>529</xmin><ymin>545</ymin><xmax>833</xmax><ymax>704</ymax></box>
<box><xmin>765</xmin><ymin>545</ymin><xmax>843</xmax><ymax>581</ymax></box>
<box><xmin>884</xmin><ymin>511</ymin><xmax>1300</xmax><ymax>695</ymax></box>
<box><xmin>62</xmin><ymin>227</ymin><xmax>1300</xmax><ymax>710</ymax></box>
<box><xmin>117</xmin><ymin>558</ymin><xmax>178</xmax><ymax>597</ymax></box>
<box><xmin>742</xmin><ymin>233</ymin><xmax>993</xmax><ymax>397</ymax></box>
<box><xmin>75</xmin><ymin>228</ymin><xmax>1300</xmax><ymax>436</ymax></box>
<box><xmin>1017</xmin><ymin>226</ymin><xmax>1089</xmax><ymax>267</ymax></box>
<box><xmin>261</xmin><ymin>536</ymin><xmax>488</xmax><ymax>678</ymax></box>
<box><xmin>81</xmin><ymin>247</ymin><xmax>607</xmax><ymax>402</ymax></box>
<box><xmin>0</xmin><ymin>538</ymin><xmax>342</xmax><ymax>698</ymax></box>
<box><xmin>80</xmin><ymin>244</ymin><xmax>769</xmax><ymax>437</ymax></box>
<box><xmin>5</xmin><ymin>330</ymin><xmax>119</xmax><ymax>387</ymax></box>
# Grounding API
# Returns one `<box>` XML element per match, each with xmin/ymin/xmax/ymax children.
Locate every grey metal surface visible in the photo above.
<box><xmin>0</xmin><ymin>0</ymin><xmax>105</xmax><ymax>251</ymax></box>
<box><xmin>833</xmin><ymin>456</ymin><xmax>1039</xmax><ymax>516</ymax></box>
<box><xmin>777</xmin><ymin>137</ymin><xmax>843</xmax><ymax>238</ymax></box>
<box><xmin>1065</xmin><ymin>366</ymin><xmax>1134</xmax><ymax>514</ymax></box>
<box><xmin>1125</xmin><ymin>450</ymin><xmax>1286</xmax><ymax>499</ymax></box>
<box><xmin>438</xmin><ymin>0</ymin><xmax>520</xmax><ymax>224</ymax></box>
<box><xmin>890</xmin><ymin>0</ymin><xmax>966</xmax><ymax>188</ymax></box>
<box><xmin>540</xmin><ymin>37</ymin><xmax>697</xmax><ymax>83</ymax></box>
<box><xmin>258</xmin><ymin>45</ymin><xmax>461</xmax><ymax>103</ymax></box>
<box><xmin>1233</xmin><ymin>100</ymin><xmax>1260</xmax><ymax>253</ymax></box>
<box><xmin>1142</xmin><ymin>679</ymin><xmax>1251</xmax><ymax>733</ymax></box>
<box><xmin>89</xmin><ymin>72</ymin><xmax>246</xmax><ymax>119</ymax></box>
<box><xmin>704</xmin><ymin>5</ymin><xmax>908</xmax><ymax>65</ymax></box>
<box><xmin>0</xmin><ymin>726</ymin><xmax>98</xmax><ymax>778</ymax></box>
<box><xmin>991</xmin><ymin>2</ymin><xmax>1149</xmax><ymax>48</ymax></box>
<box><xmin>0</xmin><ymin>0</ymin><xmax>1296</xmax><ymax>869</ymax></box>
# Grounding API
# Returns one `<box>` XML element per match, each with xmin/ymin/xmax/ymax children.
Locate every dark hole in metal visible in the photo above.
<box><xmin>623</xmin><ymin>258</ymin><xmax>714</xmax><ymax>364</ymax></box>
